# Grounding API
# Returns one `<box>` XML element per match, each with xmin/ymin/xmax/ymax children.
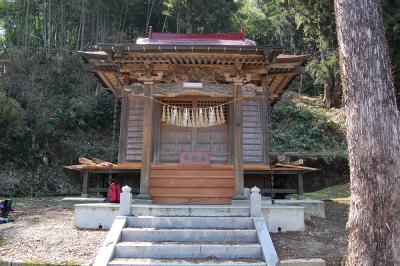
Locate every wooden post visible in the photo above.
<box><xmin>118</xmin><ymin>92</ymin><xmax>129</xmax><ymax>163</ymax></box>
<box><xmin>233</xmin><ymin>82</ymin><xmax>245</xmax><ymax>198</ymax></box>
<box><xmin>153</xmin><ymin>101</ymin><xmax>161</xmax><ymax>163</ymax></box>
<box><xmin>228</xmin><ymin>101</ymin><xmax>235</xmax><ymax>164</ymax></box>
<box><xmin>81</xmin><ymin>170</ymin><xmax>89</xmax><ymax>198</ymax></box>
<box><xmin>297</xmin><ymin>171</ymin><xmax>304</xmax><ymax>199</ymax></box>
<box><xmin>139</xmin><ymin>81</ymin><xmax>154</xmax><ymax>199</ymax></box>
<box><xmin>262</xmin><ymin>78</ymin><xmax>270</xmax><ymax>165</ymax></box>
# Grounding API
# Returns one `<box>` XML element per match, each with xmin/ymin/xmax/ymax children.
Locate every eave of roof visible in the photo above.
<box><xmin>89</xmin><ymin>43</ymin><xmax>285</xmax><ymax>55</ymax></box>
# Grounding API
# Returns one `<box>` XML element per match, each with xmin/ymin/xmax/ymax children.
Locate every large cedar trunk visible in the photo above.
<box><xmin>335</xmin><ymin>0</ymin><xmax>400</xmax><ymax>265</ymax></box>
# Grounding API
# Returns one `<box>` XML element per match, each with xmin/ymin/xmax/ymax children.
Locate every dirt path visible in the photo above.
<box><xmin>0</xmin><ymin>197</ymin><xmax>106</xmax><ymax>264</ymax></box>
<box><xmin>272</xmin><ymin>201</ymin><xmax>349</xmax><ymax>266</ymax></box>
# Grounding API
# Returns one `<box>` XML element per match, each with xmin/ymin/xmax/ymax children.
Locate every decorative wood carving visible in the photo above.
<box><xmin>125</xmin><ymin>82</ymin><xmax>262</xmax><ymax>98</ymax></box>
<box><xmin>125</xmin><ymin>83</ymin><xmax>234</xmax><ymax>97</ymax></box>
<box><xmin>161</xmin><ymin>67</ymin><xmax>226</xmax><ymax>84</ymax></box>
<box><xmin>243</xmin><ymin>83</ymin><xmax>263</xmax><ymax>97</ymax></box>
<box><xmin>155</xmin><ymin>83</ymin><xmax>233</xmax><ymax>97</ymax></box>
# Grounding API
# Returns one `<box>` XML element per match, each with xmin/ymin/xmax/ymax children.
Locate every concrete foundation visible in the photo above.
<box><xmin>273</xmin><ymin>200</ymin><xmax>325</xmax><ymax>219</ymax></box>
<box><xmin>62</xmin><ymin>197</ymin><xmax>106</xmax><ymax>209</ymax></box>
<box><xmin>74</xmin><ymin>203</ymin><xmax>119</xmax><ymax>229</ymax></box>
<box><xmin>74</xmin><ymin>203</ymin><xmax>305</xmax><ymax>232</ymax></box>
<box><xmin>262</xmin><ymin>205</ymin><xmax>305</xmax><ymax>232</ymax></box>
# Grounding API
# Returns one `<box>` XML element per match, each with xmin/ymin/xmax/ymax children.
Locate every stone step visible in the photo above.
<box><xmin>108</xmin><ymin>258</ymin><xmax>267</xmax><ymax>266</ymax></box>
<box><xmin>114</xmin><ymin>242</ymin><xmax>263</xmax><ymax>259</ymax></box>
<box><xmin>126</xmin><ymin>216</ymin><xmax>254</xmax><ymax>229</ymax></box>
<box><xmin>121</xmin><ymin>228</ymin><xmax>258</xmax><ymax>243</ymax></box>
<box><xmin>130</xmin><ymin>205</ymin><xmax>250</xmax><ymax>217</ymax></box>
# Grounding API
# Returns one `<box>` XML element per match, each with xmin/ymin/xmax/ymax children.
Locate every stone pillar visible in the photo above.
<box><xmin>233</xmin><ymin>82</ymin><xmax>244</xmax><ymax>198</ymax></box>
<box><xmin>119</xmin><ymin>185</ymin><xmax>132</xmax><ymax>216</ymax></box>
<box><xmin>139</xmin><ymin>81</ymin><xmax>154</xmax><ymax>199</ymax></box>
<box><xmin>250</xmin><ymin>186</ymin><xmax>261</xmax><ymax>217</ymax></box>
<box><xmin>81</xmin><ymin>170</ymin><xmax>89</xmax><ymax>198</ymax></box>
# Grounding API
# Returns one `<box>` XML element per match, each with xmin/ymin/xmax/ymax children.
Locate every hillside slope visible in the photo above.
<box><xmin>271</xmin><ymin>91</ymin><xmax>347</xmax><ymax>152</ymax></box>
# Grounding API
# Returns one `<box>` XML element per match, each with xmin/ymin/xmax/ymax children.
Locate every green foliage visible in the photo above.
<box><xmin>0</xmin><ymin>88</ymin><xmax>25</xmax><ymax>130</ymax></box>
<box><xmin>0</xmin><ymin>50</ymin><xmax>117</xmax><ymax>170</ymax></box>
<box><xmin>161</xmin><ymin>0</ymin><xmax>240</xmax><ymax>33</ymax></box>
<box><xmin>271</xmin><ymin>92</ymin><xmax>347</xmax><ymax>152</ymax></box>
<box><xmin>235</xmin><ymin>0</ymin><xmax>271</xmax><ymax>43</ymax></box>
<box><xmin>383</xmin><ymin>1</ymin><xmax>400</xmax><ymax>100</ymax></box>
<box><xmin>307</xmin><ymin>52</ymin><xmax>339</xmax><ymax>90</ymax></box>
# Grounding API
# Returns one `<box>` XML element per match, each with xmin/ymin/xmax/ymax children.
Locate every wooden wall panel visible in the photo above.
<box><xmin>125</xmin><ymin>97</ymin><xmax>144</xmax><ymax>162</ymax></box>
<box><xmin>158</xmin><ymin>98</ymin><xmax>229</xmax><ymax>164</ymax></box>
<box><xmin>149</xmin><ymin>165</ymin><xmax>235</xmax><ymax>204</ymax></box>
<box><xmin>242</xmin><ymin>99</ymin><xmax>264</xmax><ymax>163</ymax></box>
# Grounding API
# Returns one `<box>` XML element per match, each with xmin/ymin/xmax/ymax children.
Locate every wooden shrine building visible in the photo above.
<box><xmin>70</xmin><ymin>28</ymin><xmax>316</xmax><ymax>204</ymax></box>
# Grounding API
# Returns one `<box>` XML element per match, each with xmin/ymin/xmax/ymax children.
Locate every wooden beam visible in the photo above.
<box><xmin>96</xmin><ymin>71</ymin><xmax>116</xmax><ymax>92</ymax></box>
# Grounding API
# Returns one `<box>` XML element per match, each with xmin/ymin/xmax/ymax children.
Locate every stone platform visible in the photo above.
<box><xmin>74</xmin><ymin>202</ymin><xmax>305</xmax><ymax>232</ymax></box>
<box><xmin>62</xmin><ymin>197</ymin><xmax>106</xmax><ymax>209</ymax></box>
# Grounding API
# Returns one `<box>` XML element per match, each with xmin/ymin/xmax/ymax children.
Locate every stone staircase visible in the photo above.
<box><xmin>92</xmin><ymin>188</ymin><xmax>279</xmax><ymax>266</ymax></box>
<box><xmin>106</xmin><ymin>215</ymin><xmax>271</xmax><ymax>266</ymax></box>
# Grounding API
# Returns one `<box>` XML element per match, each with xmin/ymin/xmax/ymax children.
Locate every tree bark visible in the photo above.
<box><xmin>186</xmin><ymin>0</ymin><xmax>193</xmax><ymax>34</ymax></box>
<box><xmin>23</xmin><ymin>0</ymin><xmax>30</xmax><ymax>47</ymax></box>
<box><xmin>335</xmin><ymin>0</ymin><xmax>400</xmax><ymax>265</ymax></box>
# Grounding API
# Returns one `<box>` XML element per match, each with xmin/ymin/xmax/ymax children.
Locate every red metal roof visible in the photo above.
<box><xmin>136</xmin><ymin>26</ymin><xmax>256</xmax><ymax>46</ymax></box>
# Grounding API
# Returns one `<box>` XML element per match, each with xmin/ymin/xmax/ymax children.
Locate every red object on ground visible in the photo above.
<box><xmin>109</xmin><ymin>183</ymin><xmax>121</xmax><ymax>203</ymax></box>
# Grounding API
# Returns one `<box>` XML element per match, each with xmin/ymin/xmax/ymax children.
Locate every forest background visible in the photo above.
<box><xmin>0</xmin><ymin>0</ymin><xmax>399</xmax><ymax>195</ymax></box>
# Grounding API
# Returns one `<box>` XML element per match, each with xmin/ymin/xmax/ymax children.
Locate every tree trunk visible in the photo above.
<box><xmin>80</xmin><ymin>0</ymin><xmax>86</xmax><ymax>51</ymax></box>
<box><xmin>42</xmin><ymin>1</ymin><xmax>49</xmax><ymax>58</ymax></box>
<box><xmin>186</xmin><ymin>0</ymin><xmax>193</xmax><ymax>34</ymax></box>
<box><xmin>335</xmin><ymin>0</ymin><xmax>400</xmax><ymax>265</ymax></box>
<box><xmin>23</xmin><ymin>0</ymin><xmax>30</xmax><ymax>47</ymax></box>
<box><xmin>324</xmin><ymin>75</ymin><xmax>342</xmax><ymax>108</ymax></box>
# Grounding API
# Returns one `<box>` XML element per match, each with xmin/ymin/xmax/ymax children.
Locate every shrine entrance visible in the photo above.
<box><xmin>158</xmin><ymin>97</ymin><xmax>230</xmax><ymax>164</ymax></box>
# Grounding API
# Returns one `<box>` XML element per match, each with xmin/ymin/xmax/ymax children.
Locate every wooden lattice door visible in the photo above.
<box><xmin>158</xmin><ymin>98</ymin><xmax>229</xmax><ymax>163</ymax></box>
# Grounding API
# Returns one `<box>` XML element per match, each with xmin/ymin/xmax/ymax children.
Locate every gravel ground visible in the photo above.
<box><xmin>0</xmin><ymin>198</ymin><xmax>348</xmax><ymax>265</ymax></box>
<box><xmin>0</xmin><ymin>197</ymin><xmax>107</xmax><ymax>264</ymax></box>
<box><xmin>272</xmin><ymin>201</ymin><xmax>349</xmax><ymax>266</ymax></box>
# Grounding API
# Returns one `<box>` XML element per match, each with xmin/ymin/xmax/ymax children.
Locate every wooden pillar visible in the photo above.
<box><xmin>233</xmin><ymin>82</ymin><xmax>245</xmax><ymax>198</ymax></box>
<box><xmin>228</xmin><ymin>101</ymin><xmax>235</xmax><ymax>164</ymax></box>
<box><xmin>81</xmin><ymin>170</ymin><xmax>89</xmax><ymax>198</ymax></box>
<box><xmin>262</xmin><ymin>78</ymin><xmax>270</xmax><ymax>165</ymax></box>
<box><xmin>118</xmin><ymin>92</ymin><xmax>129</xmax><ymax>163</ymax></box>
<box><xmin>139</xmin><ymin>81</ymin><xmax>154</xmax><ymax>199</ymax></box>
<box><xmin>153</xmin><ymin>101</ymin><xmax>161</xmax><ymax>163</ymax></box>
<box><xmin>297</xmin><ymin>171</ymin><xmax>304</xmax><ymax>199</ymax></box>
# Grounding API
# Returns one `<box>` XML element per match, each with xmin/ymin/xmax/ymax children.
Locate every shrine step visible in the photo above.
<box><xmin>114</xmin><ymin>242</ymin><xmax>263</xmax><ymax>259</ymax></box>
<box><xmin>108</xmin><ymin>258</ymin><xmax>267</xmax><ymax>266</ymax></box>
<box><xmin>126</xmin><ymin>216</ymin><xmax>254</xmax><ymax>229</ymax></box>
<box><xmin>121</xmin><ymin>228</ymin><xmax>258</xmax><ymax>243</ymax></box>
<box><xmin>130</xmin><ymin>205</ymin><xmax>250</xmax><ymax>217</ymax></box>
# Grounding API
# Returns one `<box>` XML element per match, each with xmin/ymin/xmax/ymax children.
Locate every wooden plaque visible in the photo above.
<box><xmin>179</xmin><ymin>152</ymin><xmax>210</xmax><ymax>165</ymax></box>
